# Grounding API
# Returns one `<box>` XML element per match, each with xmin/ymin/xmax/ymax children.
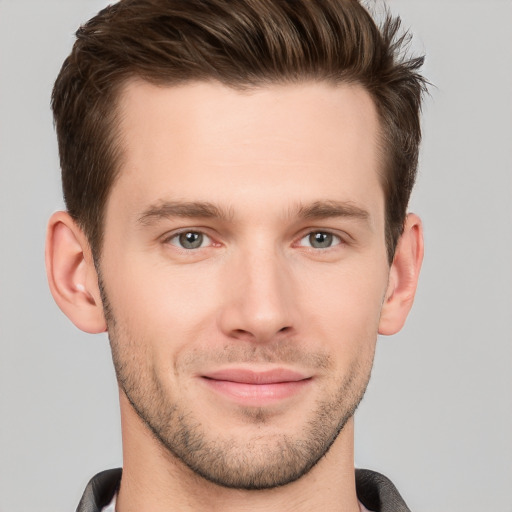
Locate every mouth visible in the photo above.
<box><xmin>200</xmin><ymin>368</ymin><xmax>312</xmax><ymax>405</ymax></box>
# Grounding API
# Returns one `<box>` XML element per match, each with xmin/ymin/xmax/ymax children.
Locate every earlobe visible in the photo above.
<box><xmin>45</xmin><ymin>211</ymin><xmax>107</xmax><ymax>333</ymax></box>
<box><xmin>378</xmin><ymin>213</ymin><xmax>424</xmax><ymax>335</ymax></box>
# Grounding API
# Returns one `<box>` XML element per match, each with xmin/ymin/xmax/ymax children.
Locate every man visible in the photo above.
<box><xmin>45</xmin><ymin>0</ymin><xmax>426</xmax><ymax>510</ymax></box>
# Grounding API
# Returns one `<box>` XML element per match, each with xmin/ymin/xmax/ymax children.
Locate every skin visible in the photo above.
<box><xmin>46</xmin><ymin>81</ymin><xmax>423</xmax><ymax>512</ymax></box>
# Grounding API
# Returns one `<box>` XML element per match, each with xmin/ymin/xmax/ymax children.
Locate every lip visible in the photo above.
<box><xmin>200</xmin><ymin>368</ymin><xmax>312</xmax><ymax>405</ymax></box>
<box><xmin>203</xmin><ymin>368</ymin><xmax>308</xmax><ymax>384</ymax></box>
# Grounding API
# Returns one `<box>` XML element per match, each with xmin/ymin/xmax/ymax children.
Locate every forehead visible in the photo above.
<box><xmin>111</xmin><ymin>79</ymin><xmax>384</xmax><ymax>223</ymax></box>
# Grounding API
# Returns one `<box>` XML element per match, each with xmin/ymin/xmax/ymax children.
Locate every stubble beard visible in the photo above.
<box><xmin>100</xmin><ymin>281</ymin><xmax>374</xmax><ymax>490</ymax></box>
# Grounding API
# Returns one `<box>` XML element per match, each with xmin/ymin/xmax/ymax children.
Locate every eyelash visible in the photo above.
<box><xmin>164</xmin><ymin>230</ymin><xmax>215</xmax><ymax>251</ymax></box>
<box><xmin>163</xmin><ymin>229</ymin><xmax>344</xmax><ymax>251</ymax></box>
<box><xmin>297</xmin><ymin>231</ymin><xmax>343</xmax><ymax>250</ymax></box>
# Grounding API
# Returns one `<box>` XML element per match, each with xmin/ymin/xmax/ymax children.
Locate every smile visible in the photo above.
<box><xmin>200</xmin><ymin>368</ymin><xmax>312</xmax><ymax>405</ymax></box>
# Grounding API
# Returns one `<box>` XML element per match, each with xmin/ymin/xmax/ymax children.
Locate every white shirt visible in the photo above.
<box><xmin>101</xmin><ymin>492</ymin><xmax>116</xmax><ymax>512</ymax></box>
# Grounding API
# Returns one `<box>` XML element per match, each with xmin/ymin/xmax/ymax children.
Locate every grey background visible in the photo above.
<box><xmin>0</xmin><ymin>1</ymin><xmax>510</xmax><ymax>510</ymax></box>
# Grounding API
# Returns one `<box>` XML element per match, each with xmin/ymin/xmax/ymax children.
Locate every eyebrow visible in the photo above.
<box><xmin>137</xmin><ymin>199</ymin><xmax>370</xmax><ymax>225</ymax></box>
<box><xmin>138</xmin><ymin>201</ymin><xmax>233</xmax><ymax>225</ymax></box>
<box><xmin>294</xmin><ymin>200</ymin><xmax>370</xmax><ymax>222</ymax></box>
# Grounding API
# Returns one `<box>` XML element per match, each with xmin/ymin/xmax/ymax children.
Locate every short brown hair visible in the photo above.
<box><xmin>52</xmin><ymin>0</ymin><xmax>427</xmax><ymax>262</ymax></box>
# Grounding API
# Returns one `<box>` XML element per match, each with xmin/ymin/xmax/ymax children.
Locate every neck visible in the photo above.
<box><xmin>116</xmin><ymin>393</ymin><xmax>361</xmax><ymax>512</ymax></box>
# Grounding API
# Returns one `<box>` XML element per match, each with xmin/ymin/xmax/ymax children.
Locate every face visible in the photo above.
<box><xmin>99</xmin><ymin>80</ymin><xmax>390</xmax><ymax>489</ymax></box>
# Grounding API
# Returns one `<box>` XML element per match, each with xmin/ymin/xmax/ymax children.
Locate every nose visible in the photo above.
<box><xmin>217</xmin><ymin>246</ymin><xmax>296</xmax><ymax>343</ymax></box>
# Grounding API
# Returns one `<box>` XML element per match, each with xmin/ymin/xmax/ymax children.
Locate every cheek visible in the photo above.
<box><xmin>104</xmin><ymin>256</ymin><xmax>222</xmax><ymax>348</ymax></box>
<box><xmin>102</xmin><ymin>241</ymin><xmax>389</xmax><ymax>369</ymax></box>
<box><xmin>296</xmin><ymin>258</ymin><xmax>388</xmax><ymax>355</ymax></box>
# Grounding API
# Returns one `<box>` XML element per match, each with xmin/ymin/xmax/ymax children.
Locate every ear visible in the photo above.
<box><xmin>45</xmin><ymin>211</ymin><xmax>107</xmax><ymax>333</ymax></box>
<box><xmin>378</xmin><ymin>213</ymin><xmax>424</xmax><ymax>335</ymax></box>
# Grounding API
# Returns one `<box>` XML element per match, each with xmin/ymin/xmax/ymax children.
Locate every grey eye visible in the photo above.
<box><xmin>309</xmin><ymin>232</ymin><xmax>333</xmax><ymax>248</ymax></box>
<box><xmin>177</xmin><ymin>231</ymin><xmax>205</xmax><ymax>249</ymax></box>
<box><xmin>299</xmin><ymin>231</ymin><xmax>341</xmax><ymax>249</ymax></box>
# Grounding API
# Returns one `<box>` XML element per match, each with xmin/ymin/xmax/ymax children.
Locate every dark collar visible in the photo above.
<box><xmin>355</xmin><ymin>469</ymin><xmax>411</xmax><ymax>512</ymax></box>
<box><xmin>76</xmin><ymin>468</ymin><xmax>411</xmax><ymax>512</ymax></box>
<box><xmin>76</xmin><ymin>468</ymin><xmax>121</xmax><ymax>512</ymax></box>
